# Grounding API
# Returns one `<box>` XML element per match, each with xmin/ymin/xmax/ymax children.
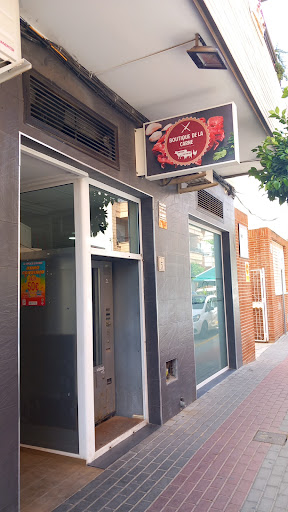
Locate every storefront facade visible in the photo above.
<box><xmin>0</xmin><ymin>35</ymin><xmax>243</xmax><ymax>509</ymax></box>
<box><xmin>1</xmin><ymin>0</ymin><xmax>281</xmax><ymax>504</ymax></box>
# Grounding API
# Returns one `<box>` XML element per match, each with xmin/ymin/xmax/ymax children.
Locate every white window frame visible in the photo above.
<box><xmin>88</xmin><ymin>177</ymin><xmax>142</xmax><ymax>261</ymax></box>
<box><xmin>272</xmin><ymin>242</ymin><xmax>286</xmax><ymax>296</ymax></box>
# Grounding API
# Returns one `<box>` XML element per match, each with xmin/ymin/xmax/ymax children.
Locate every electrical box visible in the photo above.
<box><xmin>0</xmin><ymin>0</ymin><xmax>31</xmax><ymax>83</ymax></box>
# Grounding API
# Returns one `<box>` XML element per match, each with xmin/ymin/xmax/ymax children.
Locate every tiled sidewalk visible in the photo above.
<box><xmin>53</xmin><ymin>336</ymin><xmax>288</xmax><ymax>512</ymax></box>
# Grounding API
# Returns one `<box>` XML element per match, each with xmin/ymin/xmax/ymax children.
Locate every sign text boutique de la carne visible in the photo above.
<box><xmin>143</xmin><ymin>103</ymin><xmax>239</xmax><ymax>180</ymax></box>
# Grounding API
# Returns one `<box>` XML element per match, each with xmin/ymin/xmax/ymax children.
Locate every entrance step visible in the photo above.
<box><xmin>95</xmin><ymin>415</ymin><xmax>143</xmax><ymax>451</ymax></box>
<box><xmin>89</xmin><ymin>423</ymin><xmax>159</xmax><ymax>469</ymax></box>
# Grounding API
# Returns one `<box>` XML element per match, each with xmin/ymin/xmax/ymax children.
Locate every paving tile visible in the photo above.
<box><xmin>229</xmin><ymin>490</ymin><xmax>247</xmax><ymax>507</ymax></box>
<box><xmin>143</xmin><ymin>486</ymin><xmax>165</xmax><ymax>503</ymax></box>
<box><xmin>125</xmin><ymin>491</ymin><xmax>146</xmax><ymax>505</ymax></box>
<box><xmin>144</xmin><ymin>496</ymin><xmax>169</xmax><ymax>512</ymax></box>
<box><xmin>45</xmin><ymin>339</ymin><xmax>288</xmax><ymax>512</ymax></box>
<box><xmin>116</xmin><ymin>504</ymin><xmax>133</xmax><ymax>512</ymax></box>
<box><xmin>263</xmin><ymin>485</ymin><xmax>278</xmax><ymax>499</ymax></box>
<box><xmin>131</xmin><ymin>501</ymin><xmax>151</xmax><ymax>512</ymax></box>
<box><xmin>212</xmin><ymin>494</ymin><xmax>228</xmax><ymax>510</ymax></box>
<box><xmin>201</xmin><ymin>486</ymin><xmax>219</xmax><ymax>502</ymax></box>
<box><xmin>193</xmin><ymin>500</ymin><xmax>211</xmax><ymax>512</ymax></box>
<box><xmin>69</xmin><ymin>501</ymin><xmax>90</xmax><ymax>512</ymax></box>
<box><xmin>159</xmin><ymin>483</ymin><xmax>178</xmax><ymax>499</ymax></box>
<box><xmin>275</xmin><ymin>494</ymin><xmax>288</xmax><ymax>508</ymax></box>
<box><xmin>240</xmin><ymin>500</ymin><xmax>258</xmax><ymax>512</ymax></box>
<box><xmin>52</xmin><ymin>504</ymin><xmax>73</xmax><ymax>512</ymax></box>
<box><xmin>185</xmin><ymin>490</ymin><xmax>203</xmax><ymax>504</ymax></box>
<box><xmin>256</xmin><ymin>497</ymin><xmax>274</xmax><ymax>512</ymax></box>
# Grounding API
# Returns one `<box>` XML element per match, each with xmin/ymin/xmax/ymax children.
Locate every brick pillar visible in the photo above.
<box><xmin>249</xmin><ymin>228</ymin><xmax>288</xmax><ymax>343</ymax></box>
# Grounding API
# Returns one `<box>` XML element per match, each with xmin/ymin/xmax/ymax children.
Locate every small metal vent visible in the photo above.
<box><xmin>198</xmin><ymin>189</ymin><xmax>223</xmax><ymax>218</ymax></box>
<box><xmin>24</xmin><ymin>72</ymin><xmax>119</xmax><ymax>168</ymax></box>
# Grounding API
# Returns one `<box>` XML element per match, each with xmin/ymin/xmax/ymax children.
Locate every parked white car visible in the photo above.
<box><xmin>192</xmin><ymin>295</ymin><xmax>218</xmax><ymax>337</ymax></box>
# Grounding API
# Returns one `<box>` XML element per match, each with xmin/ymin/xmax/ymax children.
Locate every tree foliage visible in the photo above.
<box><xmin>248</xmin><ymin>87</ymin><xmax>288</xmax><ymax>204</ymax></box>
<box><xmin>191</xmin><ymin>263</ymin><xmax>206</xmax><ymax>278</ymax></box>
<box><xmin>90</xmin><ymin>189</ymin><xmax>115</xmax><ymax>236</ymax></box>
<box><xmin>275</xmin><ymin>48</ymin><xmax>288</xmax><ymax>83</ymax></box>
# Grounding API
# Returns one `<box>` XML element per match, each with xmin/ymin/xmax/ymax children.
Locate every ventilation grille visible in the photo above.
<box><xmin>198</xmin><ymin>189</ymin><xmax>223</xmax><ymax>218</ymax></box>
<box><xmin>24</xmin><ymin>73</ymin><xmax>119</xmax><ymax>168</ymax></box>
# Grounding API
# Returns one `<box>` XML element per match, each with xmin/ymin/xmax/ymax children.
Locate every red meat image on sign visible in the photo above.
<box><xmin>165</xmin><ymin>117</ymin><xmax>210</xmax><ymax>166</ymax></box>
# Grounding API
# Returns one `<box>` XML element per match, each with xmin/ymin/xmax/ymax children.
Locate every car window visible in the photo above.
<box><xmin>192</xmin><ymin>295</ymin><xmax>206</xmax><ymax>310</ymax></box>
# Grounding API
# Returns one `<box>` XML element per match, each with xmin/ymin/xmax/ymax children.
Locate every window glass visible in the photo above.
<box><xmin>21</xmin><ymin>184</ymin><xmax>75</xmax><ymax>250</ymax></box>
<box><xmin>189</xmin><ymin>223</ymin><xmax>228</xmax><ymax>385</ymax></box>
<box><xmin>272</xmin><ymin>242</ymin><xmax>286</xmax><ymax>295</ymax></box>
<box><xmin>89</xmin><ymin>185</ymin><xmax>139</xmax><ymax>254</ymax></box>
<box><xmin>20</xmin><ymin>184</ymin><xmax>78</xmax><ymax>454</ymax></box>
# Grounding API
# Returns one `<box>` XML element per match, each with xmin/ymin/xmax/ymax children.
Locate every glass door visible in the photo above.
<box><xmin>189</xmin><ymin>223</ymin><xmax>227</xmax><ymax>385</ymax></box>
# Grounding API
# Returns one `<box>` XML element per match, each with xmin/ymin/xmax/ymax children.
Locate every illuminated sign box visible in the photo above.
<box><xmin>143</xmin><ymin>102</ymin><xmax>239</xmax><ymax>181</ymax></box>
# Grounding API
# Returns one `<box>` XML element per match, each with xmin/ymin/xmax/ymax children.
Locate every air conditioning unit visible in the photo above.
<box><xmin>0</xmin><ymin>0</ymin><xmax>31</xmax><ymax>83</ymax></box>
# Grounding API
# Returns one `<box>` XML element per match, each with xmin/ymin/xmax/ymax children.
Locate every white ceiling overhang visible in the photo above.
<box><xmin>19</xmin><ymin>0</ymin><xmax>282</xmax><ymax>178</ymax></box>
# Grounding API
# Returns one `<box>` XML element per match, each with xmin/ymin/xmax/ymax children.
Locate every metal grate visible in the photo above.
<box><xmin>24</xmin><ymin>72</ymin><xmax>119</xmax><ymax>168</ymax></box>
<box><xmin>197</xmin><ymin>189</ymin><xmax>223</xmax><ymax>218</ymax></box>
<box><xmin>251</xmin><ymin>269</ymin><xmax>269</xmax><ymax>342</ymax></box>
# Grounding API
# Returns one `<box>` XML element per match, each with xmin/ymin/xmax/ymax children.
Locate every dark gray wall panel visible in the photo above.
<box><xmin>141</xmin><ymin>198</ymin><xmax>161</xmax><ymax>425</ymax></box>
<box><xmin>0</xmin><ymin>77</ymin><xmax>21</xmax><ymax>512</ymax></box>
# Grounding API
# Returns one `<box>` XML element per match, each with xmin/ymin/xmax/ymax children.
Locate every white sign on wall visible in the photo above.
<box><xmin>0</xmin><ymin>0</ymin><xmax>31</xmax><ymax>83</ymax></box>
<box><xmin>239</xmin><ymin>224</ymin><xmax>249</xmax><ymax>259</ymax></box>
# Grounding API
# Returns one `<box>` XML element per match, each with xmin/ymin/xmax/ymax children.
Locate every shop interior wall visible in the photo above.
<box><xmin>0</xmin><ymin>77</ymin><xmax>20</xmax><ymax>511</ymax></box>
<box><xmin>20</xmin><ymin>248</ymin><xmax>79</xmax><ymax>453</ymax></box>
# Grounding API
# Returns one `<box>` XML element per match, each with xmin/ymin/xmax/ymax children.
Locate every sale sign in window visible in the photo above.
<box><xmin>21</xmin><ymin>261</ymin><xmax>46</xmax><ymax>306</ymax></box>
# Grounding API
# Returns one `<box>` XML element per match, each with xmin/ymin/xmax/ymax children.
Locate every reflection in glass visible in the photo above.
<box><xmin>89</xmin><ymin>185</ymin><xmax>139</xmax><ymax>253</ymax></box>
<box><xmin>189</xmin><ymin>224</ymin><xmax>227</xmax><ymax>385</ymax></box>
<box><xmin>20</xmin><ymin>184</ymin><xmax>78</xmax><ymax>453</ymax></box>
<box><xmin>21</xmin><ymin>185</ymin><xmax>75</xmax><ymax>251</ymax></box>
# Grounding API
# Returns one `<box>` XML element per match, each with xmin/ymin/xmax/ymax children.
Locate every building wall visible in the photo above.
<box><xmin>249</xmin><ymin>227</ymin><xmax>288</xmax><ymax>342</ymax></box>
<box><xmin>234</xmin><ymin>209</ymin><xmax>255</xmax><ymax>364</ymax></box>
<box><xmin>0</xmin><ymin>35</ymin><xmax>243</xmax><ymax>510</ymax></box>
<box><xmin>0</xmin><ymin>78</ymin><xmax>21</xmax><ymax>512</ymax></box>
<box><xmin>19</xmin><ymin>37</ymin><xmax>242</xmax><ymax>423</ymax></box>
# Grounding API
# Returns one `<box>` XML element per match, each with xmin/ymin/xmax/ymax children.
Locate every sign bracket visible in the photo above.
<box><xmin>161</xmin><ymin>169</ymin><xmax>218</xmax><ymax>194</ymax></box>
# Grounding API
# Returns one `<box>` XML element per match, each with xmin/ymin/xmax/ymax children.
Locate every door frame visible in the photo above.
<box><xmin>82</xmin><ymin>177</ymin><xmax>148</xmax><ymax>462</ymax></box>
<box><xmin>19</xmin><ymin>135</ymin><xmax>148</xmax><ymax>463</ymax></box>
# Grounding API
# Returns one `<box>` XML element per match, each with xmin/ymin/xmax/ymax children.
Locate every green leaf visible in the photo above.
<box><xmin>282</xmin><ymin>87</ymin><xmax>288</xmax><ymax>98</ymax></box>
<box><xmin>213</xmin><ymin>149</ymin><xmax>227</xmax><ymax>161</ymax></box>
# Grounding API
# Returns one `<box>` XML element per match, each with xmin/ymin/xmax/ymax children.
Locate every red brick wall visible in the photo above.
<box><xmin>249</xmin><ymin>227</ymin><xmax>288</xmax><ymax>342</ymax></box>
<box><xmin>235</xmin><ymin>209</ymin><xmax>255</xmax><ymax>364</ymax></box>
